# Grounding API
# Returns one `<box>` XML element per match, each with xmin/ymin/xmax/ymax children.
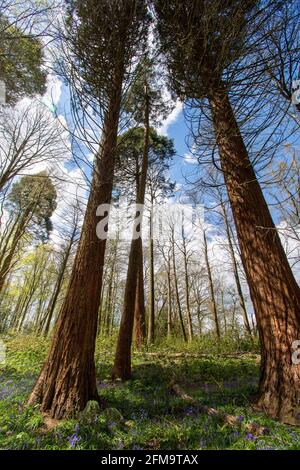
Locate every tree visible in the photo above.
<box><xmin>219</xmin><ymin>197</ymin><xmax>253</xmax><ymax>336</ymax></box>
<box><xmin>170</xmin><ymin>222</ymin><xmax>187</xmax><ymax>342</ymax></box>
<box><xmin>112</xmin><ymin>52</ymin><xmax>174</xmax><ymax>378</ymax></box>
<box><xmin>0</xmin><ymin>103</ymin><xmax>65</xmax><ymax>193</ymax></box>
<box><xmin>0</xmin><ymin>12</ymin><xmax>46</xmax><ymax>103</ymax></box>
<box><xmin>41</xmin><ymin>204</ymin><xmax>81</xmax><ymax>336</ymax></box>
<box><xmin>112</xmin><ymin>120</ymin><xmax>175</xmax><ymax>378</ymax></box>
<box><xmin>0</xmin><ymin>172</ymin><xmax>57</xmax><ymax>295</ymax></box>
<box><xmin>146</xmin><ymin>138</ymin><xmax>175</xmax><ymax>344</ymax></box>
<box><xmin>155</xmin><ymin>0</ymin><xmax>300</xmax><ymax>424</ymax></box>
<box><xmin>203</xmin><ymin>229</ymin><xmax>220</xmax><ymax>340</ymax></box>
<box><xmin>28</xmin><ymin>0</ymin><xmax>149</xmax><ymax>418</ymax></box>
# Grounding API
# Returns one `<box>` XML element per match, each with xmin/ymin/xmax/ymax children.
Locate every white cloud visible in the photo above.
<box><xmin>157</xmin><ymin>100</ymin><xmax>183</xmax><ymax>136</ymax></box>
<box><xmin>184</xmin><ymin>152</ymin><xmax>198</xmax><ymax>164</ymax></box>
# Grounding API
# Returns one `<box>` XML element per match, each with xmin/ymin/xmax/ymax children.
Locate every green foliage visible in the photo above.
<box><xmin>7</xmin><ymin>172</ymin><xmax>57</xmax><ymax>240</ymax></box>
<box><xmin>64</xmin><ymin>0</ymin><xmax>150</xmax><ymax>104</ymax></box>
<box><xmin>154</xmin><ymin>0</ymin><xmax>259</xmax><ymax>98</ymax></box>
<box><xmin>0</xmin><ymin>333</ymin><xmax>299</xmax><ymax>450</ymax></box>
<box><xmin>0</xmin><ymin>15</ymin><xmax>46</xmax><ymax>103</ymax></box>
<box><xmin>115</xmin><ymin>127</ymin><xmax>175</xmax><ymax>200</ymax></box>
<box><xmin>124</xmin><ymin>56</ymin><xmax>173</xmax><ymax>125</ymax></box>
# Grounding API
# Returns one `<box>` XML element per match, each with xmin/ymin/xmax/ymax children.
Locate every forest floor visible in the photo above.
<box><xmin>0</xmin><ymin>333</ymin><xmax>299</xmax><ymax>450</ymax></box>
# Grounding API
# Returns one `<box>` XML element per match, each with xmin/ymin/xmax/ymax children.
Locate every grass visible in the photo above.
<box><xmin>0</xmin><ymin>332</ymin><xmax>299</xmax><ymax>450</ymax></box>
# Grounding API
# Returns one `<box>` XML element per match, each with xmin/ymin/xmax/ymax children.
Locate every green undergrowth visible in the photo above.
<box><xmin>0</xmin><ymin>332</ymin><xmax>299</xmax><ymax>450</ymax></box>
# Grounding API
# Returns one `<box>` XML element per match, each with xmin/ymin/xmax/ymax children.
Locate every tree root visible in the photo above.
<box><xmin>170</xmin><ymin>382</ymin><xmax>269</xmax><ymax>436</ymax></box>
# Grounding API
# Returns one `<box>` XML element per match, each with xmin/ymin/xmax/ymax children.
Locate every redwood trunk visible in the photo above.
<box><xmin>147</xmin><ymin>215</ymin><xmax>155</xmax><ymax>344</ymax></box>
<box><xmin>134</xmin><ymin>237</ymin><xmax>146</xmax><ymax>347</ymax></box>
<box><xmin>112</xmin><ymin>90</ymin><xmax>150</xmax><ymax>380</ymax></box>
<box><xmin>208</xmin><ymin>85</ymin><xmax>300</xmax><ymax>424</ymax></box>
<box><xmin>27</xmin><ymin>87</ymin><xmax>122</xmax><ymax>418</ymax></box>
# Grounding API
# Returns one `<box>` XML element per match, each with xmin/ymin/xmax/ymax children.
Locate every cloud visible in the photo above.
<box><xmin>157</xmin><ymin>100</ymin><xmax>183</xmax><ymax>135</ymax></box>
<box><xmin>43</xmin><ymin>75</ymin><xmax>62</xmax><ymax>108</ymax></box>
<box><xmin>184</xmin><ymin>152</ymin><xmax>198</xmax><ymax>164</ymax></box>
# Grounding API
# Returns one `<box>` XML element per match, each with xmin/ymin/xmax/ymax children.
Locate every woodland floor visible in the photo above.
<box><xmin>0</xmin><ymin>333</ymin><xmax>299</xmax><ymax>450</ymax></box>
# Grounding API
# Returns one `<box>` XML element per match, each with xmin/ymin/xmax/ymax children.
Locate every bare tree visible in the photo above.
<box><xmin>0</xmin><ymin>103</ymin><xmax>66</xmax><ymax>192</ymax></box>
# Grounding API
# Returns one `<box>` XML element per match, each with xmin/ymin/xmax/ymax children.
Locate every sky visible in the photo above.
<box><xmin>1</xmin><ymin>71</ymin><xmax>298</xmax><ymax>330</ymax></box>
<box><xmin>44</xmin><ymin>74</ymin><xmax>300</xmax><ymax>263</ymax></box>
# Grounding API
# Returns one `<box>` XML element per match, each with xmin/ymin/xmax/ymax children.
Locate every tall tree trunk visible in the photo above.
<box><xmin>171</xmin><ymin>230</ymin><xmax>187</xmax><ymax>342</ymax></box>
<box><xmin>112</xmin><ymin>89</ymin><xmax>150</xmax><ymax>380</ymax></box>
<box><xmin>221</xmin><ymin>200</ymin><xmax>252</xmax><ymax>336</ymax></box>
<box><xmin>166</xmin><ymin>261</ymin><xmax>172</xmax><ymax>338</ymax></box>
<box><xmin>221</xmin><ymin>290</ymin><xmax>227</xmax><ymax>335</ymax></box>
<box><xmin>203</xmin><ymin>230</ymin><xmax>220</xmax><ymax>339</ymax></box>
<box><xmin>43</xmin><ymin>236</ymin><xmax>75</xmax><ymax>336</ymax></box>
<box><xmin>182</xmin><ymin>236</ymin><xmax>193</xmax><ymax>341</ymax></box>
<box><xmin>134</xmin><ymin>237</ymin><xmax>146</xmax><ymax>347</ymax></box>
<box><xmin>28</xmin><ymin>81</ymin><xmax>123</xmax><ymax>418</ymax></box>
<box><xmin>208</xmin><ymin>84</ymin><xmax>300</xmax><ymax>424</ymax></box>
<box><xmin>147</xmin><ymin>209</ymin><xmax>155</xmax><ymax>344</ymax></box>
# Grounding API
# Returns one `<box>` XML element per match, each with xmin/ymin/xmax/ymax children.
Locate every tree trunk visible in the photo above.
<box><xmin>134</xmin><ymin>237</ymin><xmax>146</xmax><ymax>347</ymax></box>
<box><xmin>182</xmin><ymin>236</ymin><xmax>193</xmax><ymax>341</ymax></box>
<box><xmin>147</xmin><ymin>210</ymin><xmax>155</xmax><ymax>344</ymax></box>
<box><xmin>221</xmin><ymin>200</ymin><xmax>252</xmax><ymax>336</ymax></box>
<box><xmin>112</xmin><ymin>89</ymin><xmax>150</xmax><ymax>380</ymax></box>
<box><xmin>171</xmin><ymin>230</ymin><xmax>187</xmax><ymax>342</ymax></box>
<box><xmin>166</xmin><ymin>261</ymin><xmax>172</xmax><ymax>338</ymax></box>
<box><xmin>203</xmin><ymin>230</ymin><xmax>220</xmax><ymax>339</ymax></box>
<box><xmin>28</xmin><ymin>82</ymin><xmax>123</xmax><ymax>418</ymax></box>
<box><xmin>43</xmin><ymin>236</ymin><xmax>75</xmax><ymax>336</ymax></box>
<box><xmin>0</xmin><ymin>211</ymin><xmax>29</xmax><ymax>294</ymax></box>
<box><xmin>208</xmin><ymin>85</ymin><xmax>300</xmax><ymax>424</ymax></box>
<box><xmin>221</xmin><ymin>290</ymin><xmax>227</xmax><ymax>335</ymax></box>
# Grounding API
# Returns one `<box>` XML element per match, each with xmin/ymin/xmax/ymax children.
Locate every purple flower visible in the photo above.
<box><xmin>199</xmin><ymin>439</ymin><xmax>207</xmax><ymax>448</ymax></box>
<box><xmin>245</xmin><ymin>433</ymin><xmax>256</xmax><ymax>441</ymax></box>
<box><xmin>237</xmin><ymin>415</ymin><xmax>244</xmax><ymax>423</ymax></box>
<box><xmin>184</xmin><ymin>407</ymin><xmax>195</xmax><ymax>416</ymax></box>
<box><xmin>67</xmin><ymin>433</ymin><xmax>80</xmax><ymax>448</ymax></box>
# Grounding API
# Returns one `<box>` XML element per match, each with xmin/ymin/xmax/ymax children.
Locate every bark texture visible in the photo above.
<box><xmin>134</xmin><ymin>236</ymin><xmax>146</xmax><ymax>347</ymax></box>
<box><xmin>112</xmin><ymin>90</ymin><xmax>150</xmax><ymax>379</ymax></box>
<box><xmin>208</xmin><ymin>84</ymin><xmax>300</xmax><ymax>424</ymax></box>
<box><xmin>28</xmin><ymin>87</ymin><xmax>122</xmax><ymax>418</ymax></box>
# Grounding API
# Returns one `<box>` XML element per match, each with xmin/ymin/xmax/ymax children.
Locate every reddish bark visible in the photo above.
<box><xmin>134</xmin><ymin>236</ymin><xmax>146</xmax><ymax>348</ymax></box>
<box><xmin>112</xmin><ymin>90</ymin><xmax>150</xmax><ymax>380</ymax></box>
<box><xmin>208</xmin><ymin>84</ymin><xmax>300</xmax><ymax>424</ymax></box>
<box><xmin>27</xmin><ymin>87</ymin><xmax>122</xmax><ymax>418</ymax></box>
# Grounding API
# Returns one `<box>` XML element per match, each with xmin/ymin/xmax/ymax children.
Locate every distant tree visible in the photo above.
<box><xmin>0</xmin><ymin>103</ymin><xmax>65</xmax><ymax>193</ymax></box>
<box><xmin>0</xmin><ymin>13</ymin><xmax>46</xmax><ymax>103</ymax></box>
<box><xmin>112</xmin><ymin>52</ymin><xmax>174</xmax><ymax>378</ymax></box>
<box><xmin>0</xmin><ymin>172</ymin><xmax>57</xmax><ymax>295</ymax></box>
<box><xmin>41</xmin><ymin>203</ymin><xmax>81</xmax><ymax>336</ymax></box>
<box><xmin>112</xmin><ymin>123</ymin><xmax>175</xmax><ymax>378</ymax></box>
